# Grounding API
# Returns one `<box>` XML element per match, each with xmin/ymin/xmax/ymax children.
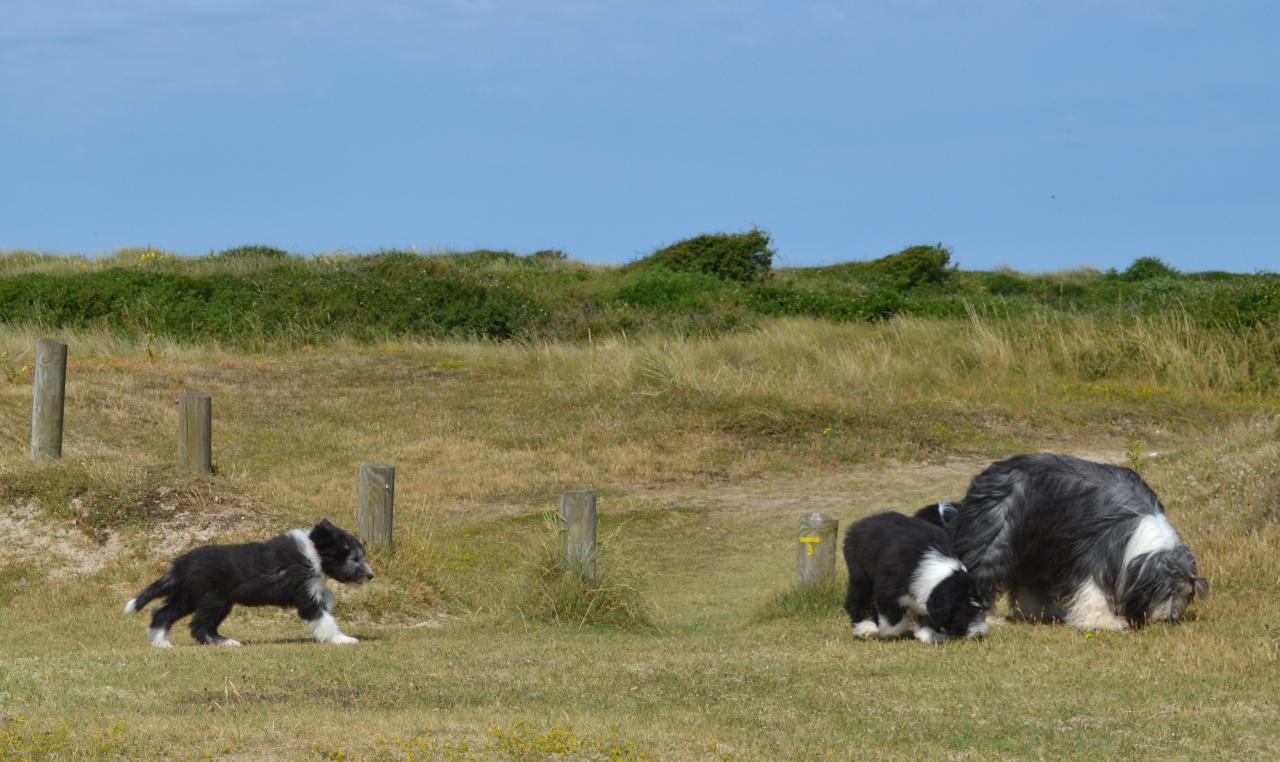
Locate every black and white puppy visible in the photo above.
<box><xmin>123</xmin><ymin>519</ymin><xmax>374</xmax><ymax>647</ymax></box>
<box><xmin>843</xmin><ymin>511</ymin><xmax>989</xmax><ymax>644</ymax></box>
<box><xmin>950</xmin><ymin>453</ymin><xmax>1208</xmax><ymax>630</ymax></box>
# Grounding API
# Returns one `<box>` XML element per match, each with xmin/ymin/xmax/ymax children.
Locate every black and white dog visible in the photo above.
<box><xmin>843</xmin><ymin>512</ymin><xmax>989</xmax><ymax>644</ymax></box>
<box><xmin>123</xmin><ymin>519</ymin><xmax>374</xmax><ymax>647</ymax></box>
<box><xmin>949</xmin><ymin>453</ymin><xmax>1207</xmax><ymax>630</ymax></box>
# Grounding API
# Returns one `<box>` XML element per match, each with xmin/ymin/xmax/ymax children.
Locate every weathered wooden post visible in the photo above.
<box><xmin>797</xmin><ymin>512</ymin><xmax>839</xmax><ymax>588</ymax></box>
<box><xmin>559</xmin><ymin>490</ymin><xmax>597</xmax><ymax>580</ymax></box>
<box><xmin>176</xmin><ymin>391</ymin><xmax>212</xmax><ymax>475</ymax></box>
<box><xmin>358</xmin><ymin>463</ymin><xmax>395</xmax><ymax>547</ymax></box>
<box><xmin>31</xmin><ymin>338</ymin><xmax>68</xmax><ymax>461</ymax></box>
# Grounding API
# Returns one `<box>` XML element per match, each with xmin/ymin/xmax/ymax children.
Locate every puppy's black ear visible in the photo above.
<box><xmin>311</xmin><ymin>519</ymin><xmax>336</xmax><ymax>540</ymax></box>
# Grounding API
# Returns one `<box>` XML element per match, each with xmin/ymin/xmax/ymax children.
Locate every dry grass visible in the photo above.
<box><xmin>2</xmin><ymin>316</ymin><xmax>1279</xmax><ymax>759</ymax></box>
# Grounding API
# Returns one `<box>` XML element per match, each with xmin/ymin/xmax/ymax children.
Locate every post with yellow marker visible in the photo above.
<box><xmin>797</xmin><ymin>512</ymin><xmax>838</xmax><ymax>589</ymax></box>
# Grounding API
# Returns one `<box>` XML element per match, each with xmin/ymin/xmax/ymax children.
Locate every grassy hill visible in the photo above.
<box><xmin>2</xmin><ymin>237</ymin><xmax>1277</xmax><ymax>348</ymax></box>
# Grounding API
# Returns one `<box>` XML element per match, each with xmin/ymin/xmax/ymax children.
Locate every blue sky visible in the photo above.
<box><xmin>1</xmin><ymin>1</ymin><xmax>1276</xmax><ymax>271</ymax></box>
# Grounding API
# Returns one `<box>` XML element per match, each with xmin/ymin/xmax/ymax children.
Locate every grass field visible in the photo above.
<box><xmin>2</xmin><ymin>311</ymin><xmax>1279</xmax><ymax>759</ymax></box>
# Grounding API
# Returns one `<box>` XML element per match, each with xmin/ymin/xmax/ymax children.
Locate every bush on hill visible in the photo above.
<box><xmin>1119</xmin><ymin>256</ymin><xmax>1179</xmax><ymax>281</ymax></box>
<box><xmin>870</xmin><ymin>244</ymin><xmax>954</xmax><ymax>291</ymax></box>
<box><xmin>630</xmin><ymin>229</ymin><xmax>774</xmax><ymax>283</ymax></box>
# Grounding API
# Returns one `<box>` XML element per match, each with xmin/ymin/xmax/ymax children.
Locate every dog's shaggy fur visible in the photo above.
<box><xmin>123</xmin><ymin>519</ymin><xmax>373</xmax><ymax>647</ymax></box>
<box><xmin>843</xmin><ymin>512</ymin><xmax>989</xmax><ymax>644</ymax></box>
<box><xmin>949</xmin><ymin>453</ymin><xmax>1207</xmax><ymax>630</ymax></box>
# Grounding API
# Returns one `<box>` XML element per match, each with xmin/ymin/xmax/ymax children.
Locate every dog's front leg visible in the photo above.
<box><xmin>298</xmin><ymin>603</ymin><xmax>358</xmax><ymax>644</ymax></box>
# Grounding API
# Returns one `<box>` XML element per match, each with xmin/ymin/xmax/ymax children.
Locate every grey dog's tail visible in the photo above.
<box><xmin>123</xmin><ymin>571</ymin><xmax>175</xmax><ymax>614</ymax></box>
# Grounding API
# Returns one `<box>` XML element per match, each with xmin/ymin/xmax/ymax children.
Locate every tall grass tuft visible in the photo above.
<box><xmin>515</xmin><ymin>513</ymin><xmax>654</xmax><ymax>630</ymax></box>
<box><xmin>754</xmin><ymin>574</ymin><xmax>845</xmax><ymax>622</ymax></box>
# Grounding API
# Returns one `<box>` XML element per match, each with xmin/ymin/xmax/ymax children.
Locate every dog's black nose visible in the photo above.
<box><xmin>366</xmin><ymin>571</ymin><xmax>375</xmax><ymax>580</ymax></box>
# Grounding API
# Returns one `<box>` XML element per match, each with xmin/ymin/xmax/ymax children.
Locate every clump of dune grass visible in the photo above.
<box><xmin>753</xmin><ymin>573</ymin><xmax>845</xmax><ymax>622</ymax></box>
<box><xmin>515</xmin><ymin>512</ymin><xmax>654</xmax><ymax>630</ymax></box>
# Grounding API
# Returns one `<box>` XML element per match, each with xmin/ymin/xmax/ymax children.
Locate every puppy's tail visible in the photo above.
<box><xmin>124</xmin><ymin>571</ymin><xmax>175</xmax><ymax>614</ymax></box>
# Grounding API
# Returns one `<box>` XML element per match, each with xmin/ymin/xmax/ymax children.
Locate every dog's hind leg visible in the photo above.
<box><xmin>844</xmin><ymin>574</ymin><xmax>878</xmax><ymax>638</ymax></box>
<box><xmin>190</xmin><ymin>600</ymin><xmax>239</xmax><ymax>646</ymax></box>
<box><xmin>1009</xmin><ymin>586</ymin><xmax>1065</xmax><ymax>623</ymax></box>
<box><xmin>147</xmin><ymin>598</ymin><xmax>192</xmax><ymax>648</ymax></box>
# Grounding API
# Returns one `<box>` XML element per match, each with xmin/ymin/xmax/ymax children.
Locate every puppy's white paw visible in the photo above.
<box><xmin>914</xmin><ymin>626</ymin><xmax>948</xmax><ymax>644</ymax></box>
<box><xmin>219</xmin><ymin>638</ymin><xmax>242</xmax><ymax>647</ymax></box>
<box><xmin>150</xmin><ymin>639</ymin><xmax>174</xmax><ymax>649</ymax></box>
<box><xmin>328</xmin><ymin>634</ymin><xmax>359</xmax><ymax>645</ymax></box>
<box><xmin>851</xmin><ymin>620</ymin><xmax>878</xmax><ymax>638</ymax></box>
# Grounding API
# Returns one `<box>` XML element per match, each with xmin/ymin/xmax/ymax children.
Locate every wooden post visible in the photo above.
<box><xmin>358</xmin><ymin>463</ymin><xmax>395</xmax><ymax>547</ymax></box>
<box><xmin>559</xmin><ymin>491</ymin><xmax>597</xmax><ymax>580</ymax></box>
<box><xmin>797</xmin><ymin>512</ymin><xmax>838</xmax><ymax>588</ymax></box>
<box><xmin>31</xmin><ymin>338</ymin><xmax>68</xmax><ymax>461</ymax></box>
<box><xmin>176</xmin><ymin>391</ymin><xmax>212</xmax><ymax>475</ymax></box>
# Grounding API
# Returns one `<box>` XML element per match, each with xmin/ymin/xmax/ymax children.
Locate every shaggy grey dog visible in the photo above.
<box><xmin>949</xmin><ymin>453</ymin><xmax>1207</xmax><ymax>630</ymax></box>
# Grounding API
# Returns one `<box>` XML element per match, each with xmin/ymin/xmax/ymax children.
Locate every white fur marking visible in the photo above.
<box><xmin>1064</xmin><ymin>578</ymin><xmax>1128</xmax><ymax>631</ymax></box>
<box><xmin>914</xmin><ymin>625</ymin><xmax>947</xmax><ymax>644</ymax></box>
<box><xmin>966</xmin><ymin>618</ymin><xmax>990</xmax><ymax>639</ymax></box>
<box><xmin>852</xmin><ymin>620</ymin><xmax>878</xmax><ymax>638</ymax></box>
<box><xmin>306</xmin><ymin>611</ymin><xmax>358</xmax><ymax>644</ymax></box>
<box><xmin>898</xmin><ymin>594</ymin><xmax>926</xmax><ymax>616</ymax></box>
<box><xmin>147</xmin><ymin>627</ymin><xmax>173</xmax><ymax>648</ymax></box>
<box><xmin>124</xmin><ymin>598</ymin><xmax>138</xmax><ymax>614</ymax></box>
<box><xmin>290</xmin><ymin>528</ymin><xmax>332</xmax><ymax>605</ymax></box>
<box><xmin>219</xmin><ymin>638</ymin><xmax>242</xmax><ymax>647</ymax></box>
<box><xmin>1123</xmin><ymin>514</ymin><xmax>1181</xmax><ymax>570</ymax></box>
<box><xmin>877</xmin><ymin>615</ymin><xmax>910</xmax><ymax>638</ymax></box>
<box><xmin>910</xmin><ymin>550</ymin><xmax>965</xmax><ymax>614</ymax></box>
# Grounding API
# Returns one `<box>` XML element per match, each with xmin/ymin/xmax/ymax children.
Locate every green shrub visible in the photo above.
<box><xmin>859</xmin><ymin>288</ymin><xmax>906</xmax><ymax>321</ymax></box>
<box><xmin>745</xmin><ymin>284</ymin><xmax>860</xmax><ymax>321</ymax></box>
<box><xmin>1137</xmin><ymin>276</ymin><xmax>1187</xmax><ymax>301</ymax></box>
<box><xmin>0</xmin><ymin>263</ymin><xmax>539</xmax><ymax>344</ymax></box>
<box><xmin>984</xmin><ymin>271</ymin><xmax>1029</xmax><ymax>296</ymax></box>
<box><xmin>529</xmin><ymin>249</ymin><xmax>568</xmax><ymax>262</ymax></box>
<box><xmin>613</xmin><ymin>268</ymin><xmax>728</xmax><ymax>311</ymax></box>
<box><xmin>630</xmin><ymin>229</ymin><xmax>774</xmax><ymax>283</ymax></box>
<box><xmin>1121</xmin><ymin>256</ymin><xmax>1179</xmax><ymax>281</ymax></box>
<box><xmin>745</xmin><ymin>284</ymin><xmax>902</xmax><ymax>322</ymax></box>
<box><xmin>217</xmin><ymin>244</ymin><xmax>289</xmax><ymax>260</ymax></box>
<box><xmin>1189</xmin><ymin>277</ymin><xmax>1280</xmax><ymax>331</ymax></box>
<box><xmin>870</xmin><ymin>244</ymin><xmax>954</xmax><ymax>291</ymax></box>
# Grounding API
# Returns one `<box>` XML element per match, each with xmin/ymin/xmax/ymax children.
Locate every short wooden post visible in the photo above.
<box><xmin>176</xmin><ymin>391</ymin><xmax>212</xmax><ymax>475</ymax></box>
<box><xmin>358</xmin><ymin>463</ymin><xmax>395</xmax><ymax>547</ymax></box>
<box><xmin>559</xmin><ymin>491</ymin><xmax>597</xmax><ymax>580</ymax></box>
<box><xmin>31</xmin><ymin>338</ymin><xmax>68</xmax><ymax>461</ymax></box>
<box><xmin>797</xmin><ymin>512</ymin><xmax>838</xmax><ymax>588</ymax></box>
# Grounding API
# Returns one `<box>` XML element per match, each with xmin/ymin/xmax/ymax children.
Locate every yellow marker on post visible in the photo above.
<box><xmin>796</xmin><ymin>513</ymin><xmax>838</xmax><ymax>588</ymax></box>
